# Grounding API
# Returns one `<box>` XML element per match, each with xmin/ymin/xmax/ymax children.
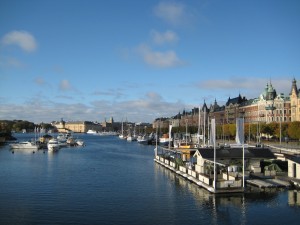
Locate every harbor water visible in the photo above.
<box><xmin>1</xmin><ymin>133</ymin><xmax>300</xmax><ymax>225</ymax></box>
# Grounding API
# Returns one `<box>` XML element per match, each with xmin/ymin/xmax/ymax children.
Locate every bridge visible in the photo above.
<box><xmin>267</xmin><ymin>144</ymin><xmax>300</xmax><ymax>156</ymax></box>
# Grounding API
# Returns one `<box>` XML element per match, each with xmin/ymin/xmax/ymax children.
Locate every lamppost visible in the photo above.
<box><xmin>280</xmin><ymin>111</ymin><xmax>282</xmax><ymax>146</ymax></box>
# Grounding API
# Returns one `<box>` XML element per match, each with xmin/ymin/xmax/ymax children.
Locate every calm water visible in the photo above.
<box><xmin>1</xmin><ymin>133</ymin><xmax>300</xmax><ymax>225</ymax></box>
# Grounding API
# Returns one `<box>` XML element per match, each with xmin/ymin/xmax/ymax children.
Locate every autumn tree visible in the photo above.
<box><xmin>287</xmin><ymin>122</ymin><xmax>300</xmax><ymax>140</ymax></box>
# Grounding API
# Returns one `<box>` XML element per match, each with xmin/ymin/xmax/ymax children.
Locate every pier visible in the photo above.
<box><xmin>154</xmin><ymin>144</ymin><xmax>293</xmax><ymax>193</ymax></box>
<box><xmin>154</xmin><ymin>155</ymin><xmax>244</xmax><ymax>194</ymax></box>
<box><xmin>246</xmin><ymin>179</ymin><xmax>290</xmax><ymax>188</ymax></box>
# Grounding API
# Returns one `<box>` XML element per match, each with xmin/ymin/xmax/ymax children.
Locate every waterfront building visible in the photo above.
<box><xmin>254</xmin><ymin>82</ymin><xmax>290</xmax><ymax>123</ymax></box>
<box><xmin>52</xmin><ymin>119</ymin><xmax>102</xmax><ymax>133</ymax></box>
<box><xmin>209</xmin><ymin>99</ymin><xmax>225</xmax><ymax>125</ymax></box>
<box><xmin>290</xmin><ymin>78</ymin><xmax>300</xmax><ymax>122</ymax></box>
<box><xmin>170</xmin><ymin>113</ymin><xmax>181</xmax><ymax>128</ymax></box>
<box><xmin>65</xmin><ymin>121</ymin><xmax>102</xmax><ymax>133</ymax></box>
<box><xmin>225</xmin><ymin>95</ymin><xmax>248</xmax><ymax>124</ymax></box>
<box><xmin>101</xmin><ymin>117</ymin><xmax>115</xmax><ymax>131</ymax></box>
<box><xmin>152</xmin><ymin>117</ymin><xmax>170</xmax><ymax>129</ymax></box>
<box><xmin>239</xmin><ymin>99</ymin><xmax>258</xmax><ymax>124</ymax></box>
<box><xmin>179</xmin><ymin>108</ymin><xmax>200</xmax><ymax>128</ymax></box>
<box><xmin>153</xmin><ymin>79</ymin><xmax>295</xmax><ymax>132</ymax></box>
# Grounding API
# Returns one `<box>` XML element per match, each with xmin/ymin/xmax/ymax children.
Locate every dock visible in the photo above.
<box><xmin>246</xmin><ymin>179</ymin><xmax>290</xmax><ymax>188</ymax></box>
<box><xmin>154</xmin><ymin>158</ymin><xmax>244</xmax><ymax>194</ymax></box>
<box><xmin>154</xmin><ymin>154</ymin><xmax>291</xmax><ymax>193</ymax></box>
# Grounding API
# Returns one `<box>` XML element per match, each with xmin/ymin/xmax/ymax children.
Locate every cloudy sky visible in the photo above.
<box><xmin>0</xmin><ymin>0</ymin><xmax>299</xmax><ymax>123</ymax></box>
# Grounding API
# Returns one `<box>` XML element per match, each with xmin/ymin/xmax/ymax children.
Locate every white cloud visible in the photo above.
<box><xmin>92</xmin><ymin>88</ymin><xmax>124</xmax><ymax>99</ymax></box>
<box><xmin>197</xmin><ymin>76</ymin><xmax>293</xmax><ymax>99</ymax></box>
<box><xmin>1</xmin><ymin>30</ymin><xmax>37</xmax><ymax>52</ymax></box>
<box><xmin>0</xmin><ymin>56</ymin><xmax>26</xmax><ymax>68</ymax></box>
<box><xmin>0</xmin><ymin>92</ymin><xmax>188</xmax><ymax>123</ymax></box>
<box><xmin>137</xmin><ymin>44</ymin><xmax>184</xmax><ymax>68</ymax></box>
<box><xmin>59</xmin><ymin>79</ymin><xmax>72</xmax><ymax>91</ymax></box>
<box><xmin>154</xmin><ymin>1</ymin><xmax>186</xmax><ymax>25</ymax></box>
<box><xmin>151</xmin><ymin>30</ymin><xmax>179</xmax><ymax>45</ymax></box>
<box><xmin>34</xmin><ymin>77</ymin><xmax>46</xmax><ymax>86</ymax></box>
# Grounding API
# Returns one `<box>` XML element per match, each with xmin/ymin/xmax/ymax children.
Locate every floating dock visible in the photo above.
<box><xmin>247</xmin><ymin>179</ymin><xmax>290</xmax><ymax>188</ymax></box>
<box><xmin>154</xmin><ymin>157</ymin><xmax>244</xmax><ymax>194</ymax></box>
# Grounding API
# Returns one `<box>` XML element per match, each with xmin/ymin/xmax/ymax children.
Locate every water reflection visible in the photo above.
<box><xmin>288</xmin><ymin>190</ymin><xmax>300</xmax><ymax>206</ymax></box>
<box><xmin>9</xmin><ymin>148</ymin><xmax>43</xmax><ymax>155</ymax></box>
<box><xmin>154</xmin><ymin>161</ymin><xmax>296</xmax><ymax>224</ymax></box>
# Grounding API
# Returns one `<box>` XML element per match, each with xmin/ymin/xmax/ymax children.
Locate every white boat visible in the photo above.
<box><xmin>159</xmin><ymin>137</ymin><xmax>173</xmax><ymax>146</ymax></box>
<box><xmin>57</xmin><ymin>133</ymin><xmax>67</xmax><ymax>142</ymax></box>
<box><xmin>67</xmin><ymin>137</ymin><xmax>76</xmax><ymax>146</ymax></box>
<box><xmin>137</xmin><ymin>135</ymin><xmax>149</xmax><ymax>144</ymax></box>
<box><xmin>98</xmin><ymin>131</ymin><xmax>118</xmax><ymax>136</ymax></box>
<box><xmin>76</xmin><ymin>139</ymin><xmax>85</xmax><ymax>146</ymax></box>
<box><xmin>127</xmin><ymin>135</ymin><xmax>137</xmax><ymax>142</ymax></box>
<box><xmin>10</xmin><ymin>141</ymin><xmax>39</xmax><ymax>150</ymax></box>
<box><xmin>47</xmin><ymin>139</ymin><xmax>60</xmax><ymax>152</ymax></box>
<box><xmin>87</xmin><ymin>130</ymin><xmax>97</xmax><ymax>134</ymax></box>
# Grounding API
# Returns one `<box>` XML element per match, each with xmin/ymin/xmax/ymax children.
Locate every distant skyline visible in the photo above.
<box><xmin>0</xmin><ymin>0</ymin><xmax>299</xmax><ymax>123</ymax></box>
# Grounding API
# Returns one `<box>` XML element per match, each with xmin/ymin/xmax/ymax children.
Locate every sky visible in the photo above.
<box><xmin>0</xmin><ymin>0</ymin><xmax>299</xmax><ymax>124</ymax></box>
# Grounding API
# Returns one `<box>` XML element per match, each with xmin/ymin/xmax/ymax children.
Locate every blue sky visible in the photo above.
<box><xmin>0</xmin><ymin>0</ymin><xmax>299</xmax><ymax>123</ymax></box>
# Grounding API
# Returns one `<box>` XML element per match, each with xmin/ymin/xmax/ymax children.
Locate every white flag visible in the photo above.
<box><xmin>235</xmin><ymin>118</ymin><xmax>244</xmax><ymax>144</ymax></box>
<box><xmin>211</xmin><ymin>119</ymin><xmax>216</xmax><ymax>147</ymax></box>
<box><xmin>169</xmin><ymin>125</ymin><xmax>172</xmax><ymax>139</ymax></box>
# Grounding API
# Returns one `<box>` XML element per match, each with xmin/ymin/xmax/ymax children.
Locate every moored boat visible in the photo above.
<box><xmin>87</xmin><ymin>130</ymin><xmax>97</xmax><ymax>134</ymax></box>
<box><xmin>75</xmin><ymin>139</ymin><xmax>85</xmax><ymax>146</ymax></box>
<box><xmin>137</xmin><ymin>135</ymin><xmax>149</xmax><ymax>144</ymax></box>
<box><xmin>98</xmin><ymin>131</ymin><xmax>118</xmax><ymax>136</ymax></box>
<box><xmin>47</xmin><ymin>139</ymin><xmax>60</xmax><ymax>152</ymax></box>
<box><xmin>10</xmin><ymin>141</ymin><xmax>39</xmax><ymax>150</ymax></box>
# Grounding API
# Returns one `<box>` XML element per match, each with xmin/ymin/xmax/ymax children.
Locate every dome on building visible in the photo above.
<box><xmin>260</xmin><ymin>82</ymin><xmax>277</xmax><ymax>100</ymax></box>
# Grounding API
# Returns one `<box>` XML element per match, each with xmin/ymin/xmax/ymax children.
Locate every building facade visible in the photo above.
<box><xmin>154</xmin><ymin>79</ymin><xmax>296</xmax><ymax>129</ymax></box>
<box><xmin>52</xmin><ymin>119</ymin><xmax>102</xmax><ymax>133</ymax></box>
<box><xmin>290</xmin><ymin>78</ymin><xmax>300</xmax><ymax>122</ymax></box>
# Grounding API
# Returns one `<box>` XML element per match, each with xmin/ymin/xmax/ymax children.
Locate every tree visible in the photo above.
<box><xmin>261</xmin><ymin>123</ymin><xmax>275</xmax><ymax>139</ymax></box>
<box><xmin>216</xmin><ymin>124</ymin><xmax>223</xmax><ymax>139</ymax></box>
<box><xmin>273</xmin><ymin>122</ymin><xmax>288</xmax><ymax>141</ymax></box>
<box><xmin>287</xmin><ymin>122</ymin><xmax>300</xmax><ymax>140</ymax></box>
<box><xmin>223</xmin><ymin>124</ymin><xmax>230</xmax><ymax>140</ymax></box>
<box><xmin>228</xmin><ymin>124</ymin><xmax>236</xmax><ymax>138</ymax></box>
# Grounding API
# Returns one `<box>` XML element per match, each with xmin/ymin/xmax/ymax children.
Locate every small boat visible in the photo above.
<box><xmin>76</xmin><ymin>139</ymin><xmax>85</xmax><ymax>146</ymax></box>
<box><xmin>159</xmin><ymin>137</ymin><xmax>173</xmax><ymax>146</ymax></box>
<box><xmin>47</xmin><ymin>139</ymin><xmax>60</xmax><ymax>152</ymax></box>
<box><xmin>57</xmin><ymin>133</ymin><xmax>67</xmax><ymax>142</ymax></box>
<box><xmin>137</xmin><ymin>135</ymin><xmax>149</xmax><ymax>144</ymax></box>
<box><xmin>98</xmin><ymin>131</ymin><xmax>118</xmax><ymax>136</ymax></box>
<box><xmin>159</xmin><ymin>133</ymin><xmax>173</xmax><ymax>146</ymax></box>
<box><xmin>127</xmin><ymin>135</ymin><xmax>137</xmax><ymax>142</ymax></box>
<box><xmin>87</xmin><ymin>130</ymin><xmax>97</xmax><ymax>134</ymax></box>
<box><xmin>119</xmin><ymin>134</ymin><xmax>126</xmax><ymax>139</ymax></box>
<box><xmin>10</xmin><ymin>141</ymin><xmax>39</xmax><ymax>150</ymax></box>
<box><xmin>67</xmin><ymin>137</ymin><xmax>76</xmax><ymax>146</ymax></box>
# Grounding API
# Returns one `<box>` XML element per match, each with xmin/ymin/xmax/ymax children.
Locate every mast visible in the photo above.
<box><xmin>155</xmin><ymin>126</ymin><xmax>158</xmax><ymax>157</ymax></box>
<box><xmin>242</xmin><ymin>117</ymin><xmax>245</xmax><ymax>188</ymax></box>
<box><xmin>168</xmin><ymin>124</ymin><xmax>172</xmax><ymax>149</ymax></box>
<box><xmin>197</xmin><ymin>106</ymin><xmax>201</xmax><ymax>145</ymax></box>
<box><xmin>203</xmin><ymin>106</ymin><xmax>206</xmax><ymax>146</ymax></box>
<box><xmin>211</xmin><ymin>118</ymin><xmax>216</xmax><ymax>190</ymax></box>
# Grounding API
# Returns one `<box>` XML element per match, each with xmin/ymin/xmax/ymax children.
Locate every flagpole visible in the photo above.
<box><xmin>203</xmin><ymin>107</ymin><xmax>206</xmax><ymax>146</ymax></box>
<box><xmin>212</xmin><ymin>118</ymin><xmax>216</xmax><ymax>190</ymax></box>
<box><xmin>242</xmin><ymin>117</ymin><xmax>245</xmax><ymax>189</ymax></box>
<box><xmin>155</xmin><ymin>126</ymin><xmax>158</xmax><ymax>157</ymax></box>
<box><xmin>198</xmin><ymin>106</ymin><xmax>201</xmax><ymax>145</ymax></box>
